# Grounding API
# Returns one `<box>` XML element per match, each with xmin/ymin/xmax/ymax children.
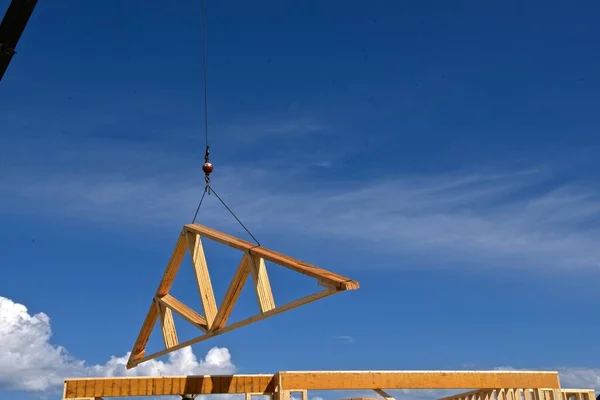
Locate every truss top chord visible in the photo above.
<box><xmin>185</xmin><ymin>223</ymin><xmax>359</xmax><ymax>290</ymax></box>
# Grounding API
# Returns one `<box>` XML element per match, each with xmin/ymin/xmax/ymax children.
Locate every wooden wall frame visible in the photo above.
<box><xmin>439</xmin><ymin>387</ymin><xmax>597</xmax><ymax>400</ymax></box>
<box><xmin>127</xmin><ymin>223</ymin><xmax>359</xmax><ymax>369</ymax></box>
<box><xmin>62</xmin><ymin>370</ymin><xmax>576</xmax><ymax>399</ymax></box>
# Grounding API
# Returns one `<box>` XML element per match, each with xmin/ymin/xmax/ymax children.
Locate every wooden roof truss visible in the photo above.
<box><xmin>127</xmin><ymin>223</ymin><xmax>359</xmax><ymax>369</ymax></box>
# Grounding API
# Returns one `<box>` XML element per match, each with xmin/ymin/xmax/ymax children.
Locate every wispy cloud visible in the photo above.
<box><xmin>3</xmin><ymin>122</ymin><xmax>600</xmax><ymax>272</ymax></box>
<box><xmin>217</xmin><ymin>117</ymin><xmax>327</xmax><ymax>141</ymax></box>
<box><xmin>334</xmin><ymin>335</ymin><xmax>356</xmax><ymax>343</ymax></box>
<box><xmin>3</xmin><ymin>155</ymin><xmax>600</xmax><ymax>272</ymax></box>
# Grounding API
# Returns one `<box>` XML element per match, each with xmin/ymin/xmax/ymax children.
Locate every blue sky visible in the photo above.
<box><xmin>1</xmin><ymin>0</ymin><xmax>600</xmax><ymax>399</ymax></box>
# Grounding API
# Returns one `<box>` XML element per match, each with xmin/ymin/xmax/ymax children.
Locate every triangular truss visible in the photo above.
<box><xmin>126</xmin><ymin>223</ymin><xmax>359</xmax><ymax>369</ymax></box>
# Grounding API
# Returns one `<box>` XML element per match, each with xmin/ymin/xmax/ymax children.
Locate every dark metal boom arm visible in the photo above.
<box><xmin>0</xmin><ymin>0</ymin><xmax>38</xmax><ymax>82</ymax></box>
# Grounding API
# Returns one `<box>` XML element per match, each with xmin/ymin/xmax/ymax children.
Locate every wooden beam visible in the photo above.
<box><xmin>272</xmin><ymin>372</ymin><xmax>282</xmax><ymax>400</ymax></box>
<box><xmin>212</xmin><ymin>254</ymin><xmax>251</xmax><ymax>330</ymax></box>
<box><xmin>186</xmin><ymin>232</ymin><xmax>218</xmax><ymax>328</ymax></box>
<box><xmin>63</xmin><ymin>371</ymin><xmax>563</xmax><ymax>398</ymax></box>
<box><xmin>278</xmin><ymin>371</ymin><xmax>561</xmax><ymax>390</ymax></box>
<box><xmin>562</xmin><ymin>392</ymin><xmax>590</xmax><ymax>396</ymax></box>
<box><xmin>249</xmin><ymin>256</ymin><xmax>275</xmax><ymax>313</ymax></box>
<box><xmin>156</xmin><ymin>294</ymin><xmax>208</xmax><ymax>331</ymax></box>
<box><xmin>156</xmin><ymin>230</ymin><xmax>188</xmax><ymax>296</ymax></box>
<box><xmin>374</xmin><ymin>389</ymin><xmax>395</xmax><ymax>400</ymax></box>
<box><xmin>62</xmin><ymin>398</ymin><xmax>104</xmax><ymax>400</ymax></box>
<box><xmin>539</xmin><ymin>388</ymin><xmax>548</xmax><ymax>400</ymax></box>
<box><xmin>184</xmin><ymin>224</ymin><xmax>359</xmax><ymax>290</ymax></box>
<box><xmin>156</xmin><ymin>302</ymin><xmax>178</xmax><ymax>348</ymax></box>
<box><xmin>61</xmin><ymin>384</ymin><xmax>104</xmax><ymax>400</ymax></box>
<box><xmin>63</xmin><ymin>375</ymin><xmax>276</xmax><ymax>398</ymax></box>
<box><xmin>127</xmin><ymin>229</ymin><xmax>195</xmax><ymax>368</ymax></box>
<box><xmin>126</xmin><ymin>301</ymin><xmax>158</xmax><ymax>367</ymax></box>
<box><xmin>127</xmin><ymin>230</ymin><xmax>189</xmax><ymax>368</ymax></box>
<box><xmin>129</xmin><ymin>288</ymin><xmax>337</xmax><ymax>367</ymax></box>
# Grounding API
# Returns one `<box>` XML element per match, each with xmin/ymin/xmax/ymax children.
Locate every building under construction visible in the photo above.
<box><xmin>2</xmin><ymin>2</ymin><xmax>598</xmax><ymax>400</ymax></box>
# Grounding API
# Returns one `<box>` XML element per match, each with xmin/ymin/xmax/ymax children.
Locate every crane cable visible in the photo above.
<box><xmin>191</xmin><ymin>0</ymin><xmax>261</xmax><ymax>246</ymax></box>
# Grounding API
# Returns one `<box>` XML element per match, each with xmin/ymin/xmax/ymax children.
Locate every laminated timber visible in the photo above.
<box><xmin>127</xmin><ymin>223</ymin><xmax>360</xmax><ymax>369</ymax></box>
<box><xmin>278</xmin><ymin>370</ymin><xmax>561</xmax><ymax>390</ymax></box>
<box><xmin>62</xmin><ymin>370</ymin><xmax>564</xmax><ymax>399</ymax></box>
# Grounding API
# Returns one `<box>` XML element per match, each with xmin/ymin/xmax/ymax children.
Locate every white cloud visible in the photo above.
<box><xmin>334</xmin><ymin>335</ymin><xmax>356</xmax><ymax>343</ymax></box>
<box><xmin>3</xmin><ymin>160</ymin><xmax>600</xmax><ymax>272</ymax></box>
<box><xmin>0</xmin><ymin>296</ymin><xmax>236</xmax><ymax>393</ymax></box>
<box><xmin>3</xmin><ymin>121</ymin><xmax>600</xmax><ymax>272</ymax></box>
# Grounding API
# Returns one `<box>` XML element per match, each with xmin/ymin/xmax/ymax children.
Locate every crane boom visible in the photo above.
<box><xmin>0</xmin><ymin>0</ymin><xmax>38</xmax><ymax>82</ymax></box>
